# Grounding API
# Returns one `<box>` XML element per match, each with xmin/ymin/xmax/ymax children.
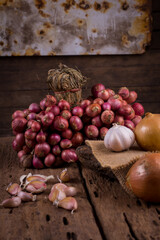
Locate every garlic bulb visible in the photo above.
<box><xmin>104</xmin><ymin>124</ymin><xmax>135</xmax><ymax>152</ymax></box>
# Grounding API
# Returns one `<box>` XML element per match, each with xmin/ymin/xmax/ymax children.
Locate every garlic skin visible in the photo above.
<box><xmin>104</xmin><ymin>124</ymin><xmax>135</xmax><ymax>152</ymax></box>
<box><xmin>59</xmin><ymin>169</ymin><xmax>70</xmax><ymax>183</ymax></box>
<box><xmin>1</xmin><ymin>196</ymin><xmax>21</xmax><ymax>208</ymax></box>
<box><xmin>6</xmin><ymin>183</ymin><xmax>21</xmax><ymax>196</ymax></box>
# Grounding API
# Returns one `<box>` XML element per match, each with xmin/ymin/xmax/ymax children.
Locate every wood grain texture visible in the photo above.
<box><xmin>0</xmin><ymin>137</ymin><xmax>102</xmax><ymax>240</ymax></box>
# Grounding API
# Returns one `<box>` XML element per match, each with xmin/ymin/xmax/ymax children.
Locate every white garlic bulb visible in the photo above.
<box><xmin>104</xmin><ymin>124</ymin><xmax>135</xmax><ymax>152</ymax></box>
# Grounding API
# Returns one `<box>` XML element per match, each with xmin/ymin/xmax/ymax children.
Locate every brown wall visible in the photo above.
<box><xmin>0</xmin><ymin>1</ymin><xmax>160</xmax><ymax>136</ymax></box>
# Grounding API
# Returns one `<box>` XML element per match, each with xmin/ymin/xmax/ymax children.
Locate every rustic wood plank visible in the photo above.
<box><xmin>0</xmin><ymin>137</ymin><xmax>103</xmax><ymax>240</ymax></box>
<box><xmin>151</xmin><ymin>32</ymin><xmax>160</xmax><ymax>49</ymax></box>
<box><xmin>152</xmin><ymin>0</ymin><xmax>160</xmax><ymax>11</ymax></box>
<box><xmin>77</xmin><ymin>146</ymin><xmax>160</xmax><ymax>240</ymax></box>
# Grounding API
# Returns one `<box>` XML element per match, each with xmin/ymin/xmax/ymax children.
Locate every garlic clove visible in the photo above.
<box><xmin>18</xmin><ymin>191</ymin><xmax>36</xmax><ymax>202</ymax></box>
<box><xmin>49</xmin><ymin>188</ymin><xmax>66</xmax><ymax>204</ymax></box>
<box><xmin>65</xmin><ymin>186</ymin><xmax>77</xmax><ymax>197</ymax></box>
<box><xmin>6</xmin><ymin>183</ymin><xmax>21</xmax><ymax>196</ymax></box>
<box><xmin>20</xmin><ymin>173</ymin><xmax>54</xmax><ymax>187</ymax></box>
<box><xmin>51</xmin><ymin>183</ymin><xmax>68</xmax><ymax>193</ymax></box>
<box><xmin>25</xmin><ymin>180</ymin><xmax>47</xmax><ymax>194</ymax></box>
<box><xmin>59</xmin><ymin>168</ymin><xmax>70</xmax><ymax>183</ymax></box>
<box><xmin>58</xmin><ymin>197</ymin><xmax>78</xmax><ymax>214</ymax></box>
<box><xmin>0</xmin><ymin>196</ymin><xmax>21</xmax><ymax>208</ymax></box>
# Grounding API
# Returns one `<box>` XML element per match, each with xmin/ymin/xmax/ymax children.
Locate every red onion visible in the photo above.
<box><xmin>25</xmin><ymin>139</ymin><xmax>36</xmax><ymax>149</ymax></box>
<box><xmin>100</xmin><ymin>127</ymin><xmax>108</xmax><ymax>140</ymax></box>
<box><xmin>60</xmin><ymin>139</ymin><xmax>72</xmax><ymax>149</ymax></box>
<box><xmin>91</xmin><ymin>83</ymin><xmax>105</xmax><ymax>98</ymax></box>
<box><xmin>132</xmin><ymin>115</ymin><xmax>142</xmax><ymax>126</ymax></box>
<box><xmin>92</xmin><ymin>115</ymin><xmax>103</xmax><ymax>128</ymax></box>
<box><xmin>126</xmin><ymin>91</ymin><xmax>137</xmax><ymax>104</ymax></box>
<box><xmin>124</xmin><ymin>120</ymin><xmax>135</xmax><ymax>131</ymax></box>
<box><xmin>15</xmin><ymin>133</ymin><xmax>25</xmax><ymax>147</ymax></box>
<box><xmin>106</xmin><ymin>88</ymin><xmax>115</xmax><ymax>97</ymax></box>
<box><xmin>86</xmin><ymin>103</ymin><xmax>101</xmax><ymax>117</ymax></box>
<box><xmin>121</xmin><ymin>100</ymin><xmax>128</xmax><ymax>106</ymax></box>
<box><xmin>71</xmin><ymin>132</ymin><xmax>84</xmax><ymax>147</ymax></box>
<box><xmin>125</xmin><ymin>109</ymin><xmax>135</xmax><ymax>120</ymax></box>
<box><xmin>41</xmin><ymin>112</ymin><xmax>54</xmax><ymax>126</ymax></box>
<box><xmin>58</xmin><ymin>99</ymin><xmax>70</xmax><ymax>110</ymax></box>
<box><xmin>23</xmin><ymin>145</ymin><xmax>31</xmax><ymax>153</ymax></box>
<box><xmin>29</xmin><ymin>103</ymin><xmax>41</xmax><ymax>113</ymax></box>
<box><xmin>118</xmin><ymin>87</ymin><xmax>129</xmax><ymax>99</ymax></box>
<box><xmin>40</xmin><ymin>98</ymin><xmax>46</xmax><ymax>111</ymax></box>
<box><xmin>31</xmin><ymin>121</ymin><xmax>41</xmax><ymax>132</ymax></box>
<box><xmin>36</xmin><ymin>111</ymin><xmax>45</xmax><ymax>120</ymax></box>
<box><xmin>27</xmin><ymin>120</ymin><xmax>34</xmax><ymax>128</ymax></box>
<box><xmin>101</xmin><ymin>110</ymin><xmax>114</xmax><ymax>124</ymax></box>
<box><xmin>72</xmin><ymin>106</ymin><xmax>84</xmax><ymax>117</ymax></box>
<box><xmin>93</xmin><ymin>98</ymin><xmax>104</xmax><ymax>106</ymax></box>
<box><xmin>45</xmin><ymin>95</ymin><xmax>57</xmax><ymax>107</ymax></box>
<box><xmin>61</xmin><ymin>129</ymin><xmax>73</xmax><ymax>139</ymax></box>
<box><xmin>118</xmin><ymin>104</ymin><xmax>133</xmax><ymax>116</ymax></box>
<box><xmin>61</xmin><ymin>149</ymin><xmax>78</xmax><ymax>163</ymax></box>
<box><xmin>53</xmin><ymin>116</ymin><xmax>69</xmax><ymax>131</ymax></box>
<box><xmin>12</xmin><ymin>130</ymin><xmax>18</xmax><ymax>136</ymax></box>
<box><xmin>113</xmin><ymin>115</ymin><xmax>124</xmax><ymax>125</ymax></box>
<box><xmin>23</xmin><ymin>109</ymin><xmax>29</xmax><ymax>117</ymax></box>
<box><xmin>80</xmin><ymin>99</ymin><xmax>91</xmax><ymax>110</ymax></box>
<box><xmin>27</xmin><ymin>113</ymin><xmax>36</xmax><ymax>121</ymax></box>
<box><xmin>25</xmin><ymin>129</ymin><xmax>36</xmax><ymax>140</ymax></box>
<box><xmin>69</xmin><ymin>116</ymin><xmax>83</xmax><ymax>131</ymax></box>
<box><xmin>45</xmin><ymin>105</ymin><xmax>60</xmax><ymax>116</ymax></box>
<box><xmin>18</xmin><ymin>150</ymin><xmax>26</xmax><ymax>159</ymax></box>
<box><xmin>12</xmin><ymin>117</ymin><xmax>27</xmax><ymax>133</ymax></box>
<box><xmin>44</xmin><ymin>153</ymin><xmax>56</xmax><ymax>167</ymax></box>
<box><xmin>108</xmin><ymin>95</ymin><xmax>122</xmax><ymax>111</ymax></box>
<box><xmin>36</xmin><ymin>131</ymin><xmax>46</xmax><ymax>143</ymax></box>
<box><xmin>102</xmin><ymin>102</ymin><xmax>111</xmax><ymax>111</ymax></box>
<box><xmin>85</xmin><ymin>125</ymin><xmax>99</xmax><ymax>139</ymax></box>
<box><xmin>12</xmin><ymin>110</ymin><xmax>25</xmax><ymax>120</ymax></box>
<box><xmin>60</xmin><ymin>110</ymin><xmax>72</xmax><ymax>120</ymax></box>
<box><xmin>35</xmin><ymin>142</ymin><xmax>50</xmax><ymax>158</ymax></box>
<box><xmin>52</xmin><ymin>145</ymin><xmax>61</xmax><ymax>156</ymax></box>
<box><xmin>32</xmin><ymin>155</ymin><xmax>44</xmax><ymax>169</ymax></box>
<box><xmin>97</xmin><ymin>89</ymin><xmax>110</xmax><ymax>101</ymax></box>
<box><xmin>132</xmin><ymin>103</ymin><xmax>144</xmax><ymax>116</ymax></box>
<box><xmin>48</xmin><ymin>133</ymin><xmax>61</xmax><ymax>145</ymax></box>
<box><xmin>19</xmin><ymin>154</ymin><xmax>33</xmax><ymax>168</ymax></box>
<box><xmin>12</xmin><ymin>139</ymin><xmax>22</xmax><ymax>152</ymax></box>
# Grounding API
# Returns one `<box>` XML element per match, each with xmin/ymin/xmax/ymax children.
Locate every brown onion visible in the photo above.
<box><xmin>126</xmin><ymin>153</ymin><xmax>160</xmax><ymax>202</ymax></box>
<box><xmin>134</xmin><ymin>112</ymin><xmax>160</xmax><ymax>151</ymax></box>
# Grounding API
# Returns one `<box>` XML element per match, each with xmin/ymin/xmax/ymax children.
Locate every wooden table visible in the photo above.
<box><xmin>0</xmin><ymin>137</ymin><xmax>160</xmax><ymax>240</ymax></box>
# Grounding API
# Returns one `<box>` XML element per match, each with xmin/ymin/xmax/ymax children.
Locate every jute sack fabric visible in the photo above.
<box><xmin>85</xmin><ymin>140</ymin><xmax>149</xmax><ymax>196</ymax></box>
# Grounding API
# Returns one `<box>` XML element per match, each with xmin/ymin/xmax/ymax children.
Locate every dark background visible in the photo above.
<box><xmin>0</xmin><ymin>0</ymin><xmax>159</xmax><ymax>137</ymax></box>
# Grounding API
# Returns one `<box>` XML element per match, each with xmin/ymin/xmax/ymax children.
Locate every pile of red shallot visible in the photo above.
<box><xmin>11</xmin><ymin>84</ymin><xmax>144</xmax><ymax>168</ymax></box>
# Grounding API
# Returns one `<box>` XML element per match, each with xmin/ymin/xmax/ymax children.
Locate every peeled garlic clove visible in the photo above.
<box><xmin>0</xmin><ymin>196</ymin><xmax>21</xmax><ymax>208</ymax></box>
<box><xmin>18</xmin><ymin>191</ymin><xmax>36</xmax><ymax>202</ymax></box>
<box><xmin>6</xmin><ymin>183</ymin><xmax>21</xmax><ymax>196</ymax></box>
<box><xmin>58</xmin><ymin>197</ymin><xmax>78</xmax><ymax>213</ymax></box>
<box><xmin>59</xmin><ymin>168</ymin><xmax>70</xmax><ymax>182</ymax></box>
<box><xmin>49</xmin><ymin>188</ymin><xmax>66</xmax><ymax>204</ymax></box>
<box><xmin>65</xmin><ymin>187</ymin><xmax>77</xmax><ymax>197</ymax></box>
<box><xmin>25</xmin><ymin>180</ymin><xmax>47</xmax><ymax>194</ymax></box>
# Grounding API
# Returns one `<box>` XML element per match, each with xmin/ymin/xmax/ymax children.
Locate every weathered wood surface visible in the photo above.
<box><xmin>0</xmin><ymin>137</ymin><xmax>102</xmax><ymax>240</ymax></box>
<box><xmin>1</xmin><ymin>137</ymin><xmax>160</xmax><ymax>240</ymax></box>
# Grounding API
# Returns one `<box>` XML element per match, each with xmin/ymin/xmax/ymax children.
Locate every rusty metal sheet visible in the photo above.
<box><xmin>0</xmin><ymin>0</ymin><xmax>152</xmax><ymax>56</ymax></box>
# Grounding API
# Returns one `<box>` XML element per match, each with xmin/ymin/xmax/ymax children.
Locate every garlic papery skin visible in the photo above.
<box><xmin>104</xmin><ymin>124</ymin><xmax>135</xmax><ymax>152</ymax></box>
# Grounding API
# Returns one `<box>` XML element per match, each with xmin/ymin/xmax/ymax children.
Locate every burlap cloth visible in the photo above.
<box><xmin>84</xmin><ymin>140</ymin><xmax>149</xmax><ymax>196</ymax></box>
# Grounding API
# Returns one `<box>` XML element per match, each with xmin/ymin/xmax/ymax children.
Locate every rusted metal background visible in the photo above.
<box><xmin>0</xmin><ymin>0</ymin><xmax>151</xmax><ymax>56</ymax></box>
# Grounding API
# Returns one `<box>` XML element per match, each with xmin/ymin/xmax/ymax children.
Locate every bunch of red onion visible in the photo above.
<box><xmin>11</xmin><ymin>85</ymin><xmax>144</xmax><ymax>169</ymax></box>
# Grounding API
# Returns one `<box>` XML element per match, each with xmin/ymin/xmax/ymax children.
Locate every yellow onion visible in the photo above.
<box><xmin>126</xmin><ymin>153</ymin><xmax>160</xmax><ymax>202</ymax></box>
<box><xmin>134</xmin><ymin>112</ymin><xmax>160</xmax><ymax>151</ymax></box>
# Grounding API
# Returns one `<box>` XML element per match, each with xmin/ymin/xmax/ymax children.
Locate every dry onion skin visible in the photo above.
<box><xmin>134</xmin><ymin>112</ymin><xmax>160</xmax><ymax>151</ymax></box>
<box><xmin>126</xmin><ymin>153</ymin><xmax>160</xmax><ymax>202</ymax></box>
